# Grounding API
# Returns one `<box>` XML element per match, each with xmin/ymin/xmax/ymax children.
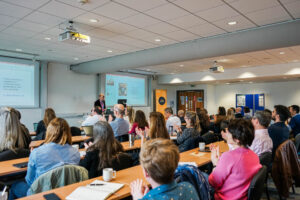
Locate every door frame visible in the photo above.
<box><xmin>176</xmin><ymin>90</ymin><xmax>204</xmax><ymax>112</ymax></box>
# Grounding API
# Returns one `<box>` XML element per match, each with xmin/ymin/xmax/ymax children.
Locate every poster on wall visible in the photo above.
<box><xmin>180</xmin><ymin>96</ymin><xmax>185</xmax><ymax>105</ymax></box>
<box><xmin>237</xmin><ymin>95</ymin><xmax>246</xmax><ymax>106</ymax></box>
<box><xmin>259</xmin><ymin>95</ymin><xmax>264</xmax><ymax>107</ymax></box>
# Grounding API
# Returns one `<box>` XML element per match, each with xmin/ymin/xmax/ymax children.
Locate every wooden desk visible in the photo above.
<box><xmin>0</xmin><ymin>158</ymin><xmax>29</xmax><ymax>177</ymax></box>
<box><xmin>29</xmin><ymin>136</ymin><xmax>91</xmax><ymax>148</ymax></box>
<box><xmin>19</xmin><ymin>141</ymin><xmax>228</xmax><ymax>200</ymax></box>
<box><xmin>121</xmin><ymin>139</ymin><xmax>141</xmax><ymax>151</ymax></box>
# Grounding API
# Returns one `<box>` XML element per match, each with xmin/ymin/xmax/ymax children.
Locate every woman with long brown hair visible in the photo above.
<box><xmin>80</xmin><ymin>121</ymin><xmax>133</xmax><ymax>178</ymax></box>
<box><xmin>129</xmin><ymin>110</ymin><xmax>149</xmax><ymax>135</ymax></box>
<box><xmin>9</xmin><ymin>118</ymin><xmax>80</xmax><ymax>199</ymax></box>
<box><xmin>35</xmin><ymin>108</ymin><xmax>56</xmax><ymax>140</ymax></box>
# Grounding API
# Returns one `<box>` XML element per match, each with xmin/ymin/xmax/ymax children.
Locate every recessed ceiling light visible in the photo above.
<box><xmin>107</xmin><ymin>50</ymin><xmax>113</xmax><ymax>53</ymax></box>
<box><xmin>279</xmin><ymin>52</ymin><xmax>285</xmax><ymax>55</ymax></box>
<box><xmin>240</xmin><ymin>80</ymin><xmax>244</xmax><ymax>82</ymax></box>
<box><xmin>228</xmin><ymin>21</ymin><xmax>237</xmax><ymax>25</ymax></box>
<box><xmin>249</xmin><ymin>81</ymin><xmax>253</xmax><ymax>84</ymax></box>
<box><xmin>283</xmin><ymin>77</ymin><xmax>287</xmax><ymax>79</ymax></box>
<box><xmin>292</xmin><ymin>60</ymin><xmax>299</xmax><ymax>62</ymax></box>
<box><xmin>146</xmin><ymin>69</ymin><xmax>151</xmax><ymax>71</ymax></box>
<box><xmin>89</xmin><ymin>19</ymin><xmax>98</xmax><ymax>23</ymax></box>
<box><xmin>16</xmin><ymin>48</ymin><xmax>22</xmax><ymax>52</ymax></box>
<box><xmin>226</xmin><ymin>83</ymin><xmax>230</xmax><ymax>85</ymax></box>
<box><xmin>44</xmin><ymin>37</ymin><xmax>51</xmax><ymax>40</ymax></box>
<box><xmin>179</xmin><ymin>64</ymin><xmax>184</xmax><ymax>67</ymax></box>
<box><xmin>170</xmin><ymin>72</ymin><xmax>175</xmax><ymax>74</ymax></box>
<box><xmin>74</xmin><ymin>57</ymin><xmax>79</xmax><ymax>60</ymax></box>
<box><xmin>154</xmin><ymin>38</ymin><xmax>161</xmax><ymax>42</ymax></box>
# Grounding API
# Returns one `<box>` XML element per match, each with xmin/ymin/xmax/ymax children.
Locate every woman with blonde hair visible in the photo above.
<box><xmin>35</xmin><ymin>108</ymin><xmax>56</xmax><ymax>140</ymax></box>
<box><xmin>175</xmin><ymin>111</ymin><xmax>203</xmax><ymax>152</ymax></box>
<box><xmin>9</xmin><ymin>118</ymin><xmax>80</xmax><ymax>199</ymax></box>
<box><xmin>124</xmin><ymin>106</ymin><xmax>135</xmax><ymax>130</ymax></box>
<box><xmin>0</xmin><ymin>107</ymin><xmax>30</xmax><ymax>161</ymax></box>
<box><xmin>226</xmin><ymin>108</ymin><xmax>235</xmax><ymax>121</ymax></box>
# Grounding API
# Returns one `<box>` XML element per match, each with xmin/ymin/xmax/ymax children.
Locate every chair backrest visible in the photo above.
<box><xmin>248</xmin><ymin>165</ymin><xmax>267</xmax><ymax>200</ymax></box>
<box><xmin>295</xmin><ymin>134</ymin><xmax>300</xmax><ymax>153</ymax></box>
<box><xmin>202</xmin><ymin>131</ymin><xmax>218</xmax><ymax>144</ymax></box>
<box><xmin>71</xmin><ymin>126</ymin><xmax>82</xmax><ymax>136</ymax></box>
<box><xmin>28</xmin><ymin>165</ymin><xmax>88</xmax><ymax>195</ymax></box>
<box><xmin>82</xmin><ymin>126</ymin><xmax>93</xmax><ymax>136</ymax></box>
<box><xmin>259</xmin><ymin>151</ymin><xmax>272</xmax><ymax>170</ymax></box>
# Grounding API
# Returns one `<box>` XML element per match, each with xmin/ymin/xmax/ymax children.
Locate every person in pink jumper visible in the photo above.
<box><xmin>209</xmin><ymin>119</ymin><xmax>262</xmax><ymax>200</ymax></box>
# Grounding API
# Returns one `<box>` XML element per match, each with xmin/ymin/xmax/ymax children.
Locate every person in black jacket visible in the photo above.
<box><xmin>80</xmin><ymin>121</ymin><xmax>133</xmax><ymax>178</ymax></box>
<box><xmin>34</xmin><ymin>108</ymin><xmax>56</xmax><ymax>141</ymax></box>
<box><xmin>0</xmin><ymin>107</ymin><xmax>30</xmax><ymax>161</ymax></box>
<box><xmin>94</xmin><ymin>94</ymin><xmax>106</xmax><ymax>114</ymax></box>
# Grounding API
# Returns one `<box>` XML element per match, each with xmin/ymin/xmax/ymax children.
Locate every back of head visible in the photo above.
<box><xmin>94</xmin><ymin>106</ymin><xmax>102</xmax><ymax>115</ymax></box>
<box><xmin>149</xmin><ymin>112</ymin><xmax>169</xmax><ymax>139</ymax></box>
<box><xmin>134</xmin><ymin>110</ymin><xmax>148</xmax><ymax>129</ymax></box>
<box><xmin>274</xmin><ymin>105</ymin><xmax>290</xmax><ymax>122</ymax></box>
<box><xmin>164</xmin><ymin>107</ymin><xmax>173</xmax><ymax>115</ymax></box>
<box><xmin>230</xmin><ymin>107</ymin><xmax>236</xmax><ymax>113</ymax></box>
<box><xmin>126</xmin><ymin>106</ymin><xmax>135</xmax><ymax>123</ymax></box>
<box><xmin>45</xmin><ymin>118</ymin><xmax>72</xmax><ymax>145</ymax></box>
<box><xmin>185</xmin><ymin>111</ymin><xmax>201</xmax><ymax>132</ymax></box>
<box><xmin>198</xmin><ymin>110</ymin><xmax>210</xmax><ymax>128</ymax></box>
<box><xmin>90</xmin><ymin>121</ymin><xmax>124</xmax><ymax>169</ymax></box>
<box><xmin>114</xmin><ymin>104</ymin><xmax>125</xmax><ymax>116</ymax></box>
<box><xmin>228</xmin><ymin>118</ymin><xmax>254</xmax><ymax>147</ymax></box>
<box><xmin>236</xmin><ymin>107</ymin><xmax>242</xmax><ymax>113</ymax></box>
<box><xmin>0</xmin><ymin>107</ymin><xmax>25</xmax><ymax>151</ymax></box>
<box><xmin>218</xmin><ymin>106</ymin><xmax>226</xmax><ymax>116</ymax></box>
<box><xmin>291</xmin><ymin>105</ymin><xmax>299</xmax><ymax>114</ymax></box>
<box><xmin>140</xmin><ymin>138</ymin><xmax>179</xmax><ymax>184</ymax></box>
<box><xmin>253</xmin><ymin>111</ymin><xmax>271</xmax><ymax>128</ymax></box>
<box><xmin>178</xmin><ymin>110</ymin><xmax>184</xmax><ymax>117</ymax></box>
<box><xmin>264</xmin><ymin>109</ymin><xmax>272</xmax><ymax>116</ymax></box>
<box><xmin>43</xmin><ymin>108</ymin><xmax>56</xmax><ymax>127</ymax></box>
<box><xmin>244</xmin><ymin>106</ymin><xmax>250</xmax><ymax>113</ymax></box>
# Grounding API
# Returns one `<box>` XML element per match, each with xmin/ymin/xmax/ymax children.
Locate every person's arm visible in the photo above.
<box><xmin>129</xmin><ymin>123</ymin><xmax>137</xmax><ymax>134</ymax></box>
<box><xmin>208</xmin><ymin>151</ymin><xmax>232</xmax><ymax>189</ymax></box>
<box><xmin>249</xmin><ymin>137</ymin><xmax>259</xmax><ymax>155</ymax></box>
<box><xmin>79</xmin><ymin>151</ymin><xmax>93</xmax><ymax>171</ymax></box>
<box><xmin>177</xmin><ymin>129</ymin><xmax>190</xmax><ymax>144</ymax></box>
<box><xmin>289</xmin><ymin>117</ymin><xmax>296</xmax><ymax>130</ymax></box>
<box><xmin>25</xmin><ymin>150</ymin><xmax>37</xmax><ymax>186</ymax></box>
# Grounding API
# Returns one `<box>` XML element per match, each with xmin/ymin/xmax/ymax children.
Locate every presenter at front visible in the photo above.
<box><xmin>94</xmin><ymin>94</ymin><xmax>106</xmax><ymax>113</ymax></box>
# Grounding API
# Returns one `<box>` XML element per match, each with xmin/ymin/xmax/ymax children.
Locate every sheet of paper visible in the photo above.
<box><xmin>190</xmin><ymin>152</ymin><xmax>207</xmax><ymax>157</ymax></box>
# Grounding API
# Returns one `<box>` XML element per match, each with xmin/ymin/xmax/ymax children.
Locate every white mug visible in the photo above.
<box><xmin>0</xmin><ymin>192</ymin><xmax>8</xmax><ymax>200</ymax></box>
<box><xmin>199</xmin><ymin>142</ymin><xmax>205</xmax><ymax>151</ymax></box>
<box><xmin>103</xmin><ymin>168</ymin><xmax>116</xmax><ymax>182</ymax></box>
<box><xmin>72</xmin><ymin>144</ymin><xmax>79</xmax><ymax>151</ymax></box>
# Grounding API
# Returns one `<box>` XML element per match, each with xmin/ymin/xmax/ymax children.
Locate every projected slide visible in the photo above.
<box><xmin>105</xmin><ymin>74</ymin><xmax>146</xmax><ymax>106</ymax></box>
<box><xmin>0</xmin><ymin>61</ymin><xmax>35</xmax><ymax>107</ymax></box>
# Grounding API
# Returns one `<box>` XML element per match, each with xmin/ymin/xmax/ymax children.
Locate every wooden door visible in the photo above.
<box><xmin>177</xmin><ymin>90</ymin><xmax>204</xmax><ymax>113</ymax></box>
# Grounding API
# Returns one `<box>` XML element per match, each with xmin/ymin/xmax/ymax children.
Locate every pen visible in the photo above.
<box><xmin>89</xmin><ymin>184</ymin><xmax>104</xmax><ymax>186</ymax></box>
<box><xmin>2</xmin><ymin>186</ymin><xmax>7</xmax><ymax>196</ymax></box>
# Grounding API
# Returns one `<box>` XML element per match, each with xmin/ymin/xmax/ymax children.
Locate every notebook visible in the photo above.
<box><xmin>66</xmin><ymin>180</ymin><xmax>124</xmax><ymax>200</ymax></box>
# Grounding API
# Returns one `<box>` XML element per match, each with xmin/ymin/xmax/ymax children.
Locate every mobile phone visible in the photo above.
<box><xmin>43</xmin><ymin>193</ymin><xmax>61</xmax><ymax>200</ymax></box>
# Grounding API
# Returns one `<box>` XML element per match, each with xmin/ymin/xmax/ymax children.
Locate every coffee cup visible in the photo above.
<box><xmin>199</xmin><ymin>142</ymin><xmax>205</xmax><ymax>151</ymax></box>
<box><xmin>103</xmin><ymin>168</ymin><xmax>116</xmax><ymax>182</ymax></box>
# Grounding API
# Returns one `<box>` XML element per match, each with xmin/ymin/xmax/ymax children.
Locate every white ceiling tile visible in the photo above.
<box><xmin>3</xmin><ymin>0</ymin><xmax>50</xmax><ymax>9</ymax></box>
<box><xmin>92</xmin><ymin>2</ymin><xmax>138</xmax><ymax>20</ymax></box>
<box><xmin>143</xmin><ymin>22</ymin><xmax>179</xmax><ymax>35</ymax></box>
<box><xmin>73</xmin><ymin>12</ymin><xmax>114</xmax><ymax>27</ymax></box>
<box><xmin>172</xmin><ymin>0</ymin><xmax>224</xmax><ymax>13</ymax></box>
<box><xmin>195</xmin><ymin>4</ymin><xmax>239</xmax><ymax>22</ymax></box>
<box><xmin>142</xmin><ymin>35</ymin><xmax>177</xmax><ymax>46</ymax></box>
<box><xmin>43</xmin><ymin>27</ymin><xmax>64</xmax><ymax>37</ymax></box>
<box><xmin>121</xmin><ymin>13</ymin><xmax>161</xmax><ymax>28</ymax></box>
<box><xmin>227</xmin><ymin>0</ymin><xmax>280</xmax><ymax>14</ymax></box>
<box><xmin>13</xmin><ymin>20</ymin><xmax>50</xmax><ymax>33</ymax></box>
<box><xmin>284</xmin><ymin>1</ymin><xmax>300</xmax><ymax>18</ymax></box>
<box><xmin>168</xmin><ymin>14</ymin><xmax>206</xmax><ymax>29</ymax></box>
<box><xmin>55</xmin><ymin>0</ymin><xmax>109</xmax><ymax>11</ymax></box>
<box><xmin>0</xmin><ymin>25</ymin><xmax>6</xmax><ymax>31</ymax></box>
<box><xmin>163</xmin><ymin>30</ymin><xmax>199</xmax><ymax>42</ymax></box>
<box><xmin>24</xmin><ymin>11</ymin><xmax>65</xmax><ymax>27</ymax></box>
<box><xmin>0</xmin><ymin>1</ymin><xmax>32</xmax><ymax>18</ymax></box>
<box><xmin>87</xmin><ymin>28</ymin><xmax>118</xmax><ymax>39</ymax></box>
<box><xmin>71</xmin><ymin>22</ymin><xmax>95</xmax><ymax>33</ymax></box>
<box><xmin>125</xmin><ymin>29</ymin><xmax>160</xmax><ymax>40</ymax></box>
<box><xmin>0</xmin><ymin>14</ymin><xmax>19</xmax><ymax>26</ymax></box>
<box><xmin>246</xmin><ymin>6</ymin><xmax>292</xmax><ymax>26</ymax></box>
<box><xmin>145</xmin><ymin>3</ymin><xmax>189</xmax><ymax>21</ymax></box>
<box><xmin>187</xmin><ymin>23</ymin><xmax>225</xmax><ymax>36</ymax></box>
<box><xmin>1</xmin><ymin>27</ymin><xmax>37</xmax><ymax>38</ymax></box>
<box><xmin>114</xmin><ymin>0</ymin><xmax>167</xmax><ymax>12</ymax></box>
<box><xmin>212</xmin><ymin>15</ymin><xmax>256</xmax><ymax>32</ymax></box>
<box><xmin>103</xmin><ymin>22</ymin><xmax>137</xmax><ymax>34</ymax></box>
<box><xmin>39</xmin><ymin>0</ymin><xmax>86</xmax><ymax>19</ymax></box>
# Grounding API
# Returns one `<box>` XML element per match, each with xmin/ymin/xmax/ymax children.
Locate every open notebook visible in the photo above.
<box><xmin>66</xmin><ymin>180</ymin><xmax>124</xmax><ymax>200</ymax></box>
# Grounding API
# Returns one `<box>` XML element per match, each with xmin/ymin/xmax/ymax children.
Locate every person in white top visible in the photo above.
<box><xmin>164</xmin><ymin>107</ymin><xmax>181</xmax><ymax>133</ymax></box>
<box><xmin>250</xmin><ymin>110</ymin><xmax>273</xmax><ymax>156</ymax></box>
<box><xmin>81</xmin><ymin>106</ymin><xmax>102</xmax><ymax>126</ymax></box>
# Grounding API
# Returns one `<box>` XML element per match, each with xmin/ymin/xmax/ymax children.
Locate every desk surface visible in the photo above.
<box><xmin>29</xmin><ymin>136</ymin><xmax>91</xmax><ymax>148</ymax></box>
<box><xmin>18</xmin><ymin>141</ymin><xmax>228</xmax><ymax>200</ymax></box>
<box><xmin>0</xmin><ymin>140</ymin><xmax>141</xmax><ymax>177</ymax></box>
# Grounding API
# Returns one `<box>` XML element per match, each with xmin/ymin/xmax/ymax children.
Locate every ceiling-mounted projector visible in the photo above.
<box><xmin>209</xmin><ymin>61</ymin><xmax>224</xmax><ymax>73</ymax></box>
<box><xmin>58</xmin><ymin>21</ymin><xmax>90</xmax><ymax>46</ymax></box>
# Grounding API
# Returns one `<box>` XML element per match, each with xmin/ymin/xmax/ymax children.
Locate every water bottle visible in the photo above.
<box><xmin>129</xmin><ymin>134</ymin><xmax>135</xmax><ymax>147</ymax></box>
<box><xmin>169</xmin><ymin>125</ymin><xmax>173</xmax><ymax>135</ymax></box>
